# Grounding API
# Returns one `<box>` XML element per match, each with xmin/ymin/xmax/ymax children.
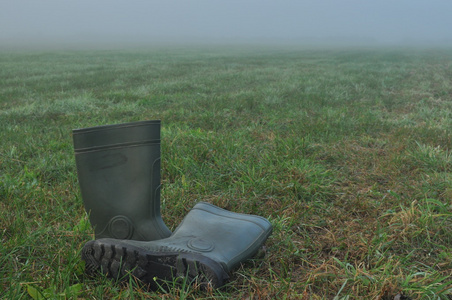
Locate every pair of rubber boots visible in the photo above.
<box><xmin>73</xmin><ymin>120</ymin><xmax>272</xmax><ymax>289</ymax></box>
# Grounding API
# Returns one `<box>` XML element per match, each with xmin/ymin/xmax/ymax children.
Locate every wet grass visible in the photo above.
<box><xmin>1</xmin><ymin>46</ymin><xmax>452</xmax><ymax>299</ymax></box>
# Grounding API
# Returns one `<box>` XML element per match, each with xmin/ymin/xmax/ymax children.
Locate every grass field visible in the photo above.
<box><xmin>1</xmin><ymin>46</ymin><xmax>452</xmax><ymax>299</ymax></box>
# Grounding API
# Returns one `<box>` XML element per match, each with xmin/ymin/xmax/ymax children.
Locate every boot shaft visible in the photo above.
<box><xmin>73</xmin><ymin>120</ymin><xmax>171</xmax><ymax>241</ymax></box>
<box><xmin>170</xmin><ymin>202</ymin><xmax>272</xmax><ymax>271</ymax></box>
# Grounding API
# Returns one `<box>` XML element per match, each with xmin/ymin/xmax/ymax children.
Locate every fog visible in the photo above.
<box><xmin>1</xmin><ymin>0</ymin><xmax>452</xmax><ymax>49</ymax></box>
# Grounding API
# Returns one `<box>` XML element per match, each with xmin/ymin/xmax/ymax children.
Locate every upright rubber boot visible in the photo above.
<box><xmin>73</xmin><ymin>120</ymin><xmax>171</xmax><ymax>241</ymax></box>
<box><xmin>82</xmin><ymin>202</ymin><xmax>272</xmax><ymax>289</ymax></box>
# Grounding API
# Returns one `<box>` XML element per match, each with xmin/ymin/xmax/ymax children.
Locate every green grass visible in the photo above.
<box><xmin>1</xmin><ymin>46</ymin><xmax>452</xmax><ymax>299</ymax></box>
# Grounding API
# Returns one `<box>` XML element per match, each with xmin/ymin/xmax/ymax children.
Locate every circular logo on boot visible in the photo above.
<box><xmin>109</xmin><ymin>215</ymin><xmax>134</xmax><ymax>239</ymax></box>
<box><xmin>187</xmin><ymin>238</ymin><xmax>214</xmax><ymax>252</ymax></box>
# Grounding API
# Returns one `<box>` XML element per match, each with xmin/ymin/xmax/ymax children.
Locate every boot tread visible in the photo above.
<box><xmin>82</xmin><ymin>239</ymin><xmax>229</xmax><ymax>289</ymax></box>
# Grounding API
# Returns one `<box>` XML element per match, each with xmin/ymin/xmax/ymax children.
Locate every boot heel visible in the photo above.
<box><xmin>177</xmin><ymin>253</ymin><xmax>229</xmax><ymax>288</ymax></box>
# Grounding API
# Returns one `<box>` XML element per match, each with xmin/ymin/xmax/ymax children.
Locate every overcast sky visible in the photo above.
<box><xmin>1</xmin><ymin>0</ymin><xmax>452</xmax><ymax>48</ymax></box>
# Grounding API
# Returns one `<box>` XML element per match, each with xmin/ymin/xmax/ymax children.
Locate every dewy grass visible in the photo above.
<box><xmin>1</xmin><ymin>46</ymin><xmax>452</xmax><ymax>299</ymax></box>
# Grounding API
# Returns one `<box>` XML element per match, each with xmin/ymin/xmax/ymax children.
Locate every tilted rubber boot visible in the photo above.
<box><xmin>73</xmin><ymin>120</ymin><xmax>171</xmax><ymax>241</ymax></box>
<box><xmin>81</xmin><ymin>202</ymin><xmax>272</xmax><ymax>289</ymax></box>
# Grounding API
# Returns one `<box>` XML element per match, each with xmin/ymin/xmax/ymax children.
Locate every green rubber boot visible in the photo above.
<box><xmin>81</xmin><ymin>202</ymin><xmax>272</xmax><ymax>289</ymax></box>
<box><xmin>73</xmin><ymin>120</ymin><xmax>171</xmax><ymax>241</ymax></box>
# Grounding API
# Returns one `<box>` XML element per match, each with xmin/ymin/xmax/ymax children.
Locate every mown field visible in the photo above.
<box><xmin>1</xmin><ymin>46</ymin><xmax>451</xmax><ymax>299</ymax></box>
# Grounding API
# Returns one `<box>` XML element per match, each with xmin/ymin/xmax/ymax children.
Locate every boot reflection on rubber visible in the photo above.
<box><xmin>82</xmin><ymin>202</ymin><xmax>273</xmax><ymax>289</ymax></box>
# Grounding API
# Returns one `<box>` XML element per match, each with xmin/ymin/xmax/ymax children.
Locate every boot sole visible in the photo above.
<box><xmin>81</xmin><ymin>239</ymin><xmax>229</xmax><ymax>289</ymax></box>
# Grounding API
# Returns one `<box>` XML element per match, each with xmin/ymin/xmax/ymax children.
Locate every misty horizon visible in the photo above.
<box><xmin>2</xmin><ymin>1</ymin><xmax>452</xmax><ymax>49</ymax></box>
